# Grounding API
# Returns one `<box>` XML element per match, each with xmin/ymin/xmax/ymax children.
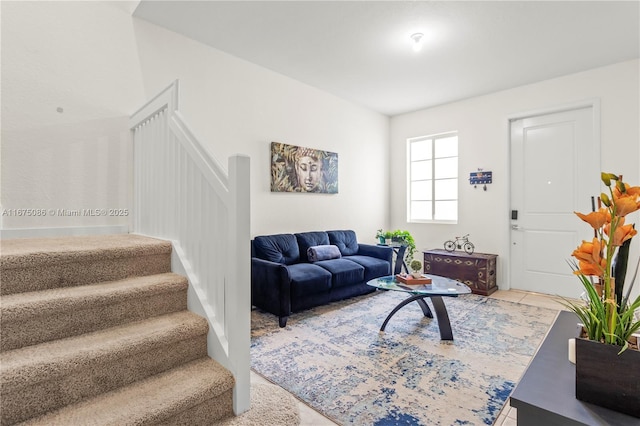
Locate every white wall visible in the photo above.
<box><xmin>389</xmin><ymin>59</ymin><xmax>640</xmax><ymax>293</ymax></box>
<box><xmin>1</xmin><ymin>1</ymin><xmax>390</xmax><ymax>243</ymax></box>
<box><xmin>1</xmin><ymin>1</ymin><xmax>144</xmax><ymax>234</ymax></box>
<box><xmin>132</xmin><ymin>19</ymin><xmax>390</xmax><ymax>240</ymax></box>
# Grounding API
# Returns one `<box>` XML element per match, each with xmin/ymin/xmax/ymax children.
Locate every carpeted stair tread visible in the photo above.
<box><xmin>0</xmin><ymin>234</ymin><xmax>171</xmax><ymax>268</ymax></box>
<box><xmin>2</xmin><ymin>272</ymin><xmax>187</xmax><ymax>317</ymax></box>
<box><xmin>19</xmin><ymin>357</ymin><xmax>235</xmax><ymax>426</ymax></box>
<box><xmin>1</xmin><ymin>311</ymin><xmax>208</xmax><ymax>390</ymax></box>
<box><xmin>0</xmin><ymin>234</ymin><xmax>172</xmax><ymax>295</ymax></box>
<box><xmin>216</xmin><ymin>382</ymin><xmax>301</xmax><ymax>426</ymax></box>
<box><xmin>1</xmin><ymin>273</ymin><xmax>189</xmax><ymax>351</ymax></box>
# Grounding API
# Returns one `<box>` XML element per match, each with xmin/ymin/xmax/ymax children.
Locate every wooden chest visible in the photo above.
<box><xmin>423</xmin><ymin>249</ymin><xmax>498</xmax><ymax>295</ymax></box>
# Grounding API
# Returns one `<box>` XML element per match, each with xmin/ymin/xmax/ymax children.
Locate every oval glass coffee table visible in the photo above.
<box><xmin>367</xmin><ymin>274</ymin><xmax>471</xmax><ymax>340</ymax></box>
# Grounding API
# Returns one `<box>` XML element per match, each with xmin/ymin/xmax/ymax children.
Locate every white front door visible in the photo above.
<box><xmin>510</xmin><ymin>106</ymin><xmax>599</xmax><ymax>298</ymax></box>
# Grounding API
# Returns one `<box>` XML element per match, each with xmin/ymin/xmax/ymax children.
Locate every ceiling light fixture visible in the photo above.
<box><xmin>410</xmin><ymin>33</ymin><xmax>424</xmax><ymax>52</ymax></box>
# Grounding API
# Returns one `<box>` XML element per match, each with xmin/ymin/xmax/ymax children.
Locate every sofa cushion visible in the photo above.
<box><xmin>288</xmin><ymin>263</ymin><xmax>332</xmax><ymax>295</ymax></box>
<box><xmin>344</xmin><ymin>255</ymin><xmax>391</xmax><ymax>281</ymax></box>
<box><xmin>295</xmin><ymin>231</ymin><xmax>330</xmax><ymax>262</ymax></box>
<box><xmin>314</xmin><ymin>258</ymin><xmax>364</xmax><ymax>288</ymax></box>
<box><xmin>253</xmin><ymin>234</ymin><xmax>300</xmax><ymax>265</ymax></box>
<box><xmin>327</xmin><ymin>230</ymin><xmax>359</xmax><ymax>256</ymax></box>
<box><xmin>307</xmin><ymin>245</ymin><xmax>342</xmax><ymax>262</ymax></box>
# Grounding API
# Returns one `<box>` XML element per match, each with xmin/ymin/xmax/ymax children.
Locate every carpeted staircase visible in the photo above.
<box><xmin>0</xmin><ymin>234</ymin><xmax>235</xmax><ymax>425</ymax></box>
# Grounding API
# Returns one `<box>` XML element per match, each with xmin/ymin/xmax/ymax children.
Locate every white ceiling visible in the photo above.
<box><xmin>133</xmin><ymin>1</ymin><xmax>640</xmax><ymax>116</ymax></box>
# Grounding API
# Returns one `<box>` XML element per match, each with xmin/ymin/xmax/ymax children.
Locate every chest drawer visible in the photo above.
<box><xmin>423</xmin><ymin>249</ymin><xmax>498</xmax><ymax>295</ymax></box>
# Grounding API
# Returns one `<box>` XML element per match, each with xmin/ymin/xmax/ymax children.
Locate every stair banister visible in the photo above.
<box><xmin>129</xmin><ymin>80</ymin><xmax>250</xmax><ymax>415</ymax></box>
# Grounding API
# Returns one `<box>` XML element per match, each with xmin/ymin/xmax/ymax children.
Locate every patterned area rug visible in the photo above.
<box><xmin>251</xmin><ymin>290</ymin><xmax>559</xmax><ymax>425</ymax></box>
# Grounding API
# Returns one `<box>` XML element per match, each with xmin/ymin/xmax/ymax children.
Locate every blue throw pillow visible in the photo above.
<box><xmin>307</xmin><ymin>245</ymin><xmax>342</xmax><ymax>262</ymax></box>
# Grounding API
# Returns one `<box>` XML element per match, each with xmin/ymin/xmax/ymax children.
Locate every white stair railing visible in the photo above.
<box><xmin>129</xmin><ymin>81</ymin><xmax>250</xmax><ymax>414</ymax></box>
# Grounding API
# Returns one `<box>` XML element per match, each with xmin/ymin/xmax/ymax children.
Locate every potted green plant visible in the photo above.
<box><xmin>389</xmin><ymin>230</ymin><xmax>416</xmax><ymax>260</ymax></box>
<box><xmin>562</xmin><ymin>172</ymin><xmax>640</xmax><ymax>417</ymax></box>
<box><xmin>375</xmin><ymin>229</ymin><xmax>390</xmax><ymax>245</ymax></box>
<box><xmin>375</xmin><ymin>229</ymin><xmax>397</xmax><ymax>245</ymax></box>
<box><xmin>409</xmin><ymin>259</ymin><xmax>423</xmax><ymax>278</ymax></box>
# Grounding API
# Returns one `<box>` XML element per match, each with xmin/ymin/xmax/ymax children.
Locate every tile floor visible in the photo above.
<box><xmin>250</xmin><ymin>289</ymin><xmax>567</xmax><ymax>426</ymax></box>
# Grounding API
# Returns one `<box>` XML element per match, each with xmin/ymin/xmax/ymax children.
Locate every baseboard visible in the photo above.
<box><xmin>0</xmin><ymin>225</ymin><xmax>129</xmax><ymax>239</ymax></box>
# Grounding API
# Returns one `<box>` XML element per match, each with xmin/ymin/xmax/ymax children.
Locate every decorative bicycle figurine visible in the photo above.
<box><xmin>444</xmin><ymin>234</ymin><xmax>475</xmax><ymax>254</ymax></box>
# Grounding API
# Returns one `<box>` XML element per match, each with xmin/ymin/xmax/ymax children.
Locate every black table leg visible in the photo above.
<box><xmin>430</xmin><ymin>296</ymin><xmax>453</xmax><ymax>340</ymax></box>
<box><xmin>416</xmin><ymin>298</ymin><xmax>433</xmax><ymax>318</ymax></box>
<box><xmin>379</xmin><ymin>294</ymin><xmax>454</xmax><ymax>340</ymax></box>
<box><xmin>380</xmin><ymin>294</ymin><xmax>425</xmax><ymax>331</ymax></box>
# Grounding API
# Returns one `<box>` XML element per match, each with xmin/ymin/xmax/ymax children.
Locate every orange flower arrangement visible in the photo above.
<box><xmin>565</xmin><ymin>173</ymin><xmax>640</xmax><ymax>352</ymax></box>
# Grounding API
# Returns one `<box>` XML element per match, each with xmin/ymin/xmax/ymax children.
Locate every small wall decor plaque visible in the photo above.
<box><xmin>271</xmin><ymin>142</ymin><xmax>338</xmax><ymax>193</ymax></box>
<box><xmin>470</xmin><ymin>170</ymin><xmax>492</xmax><ymax>191</ymax></box>
<box><xmin>469</xmin><ymin>171</ymin><xmax>492</xmax><ymax>185</ymax></box>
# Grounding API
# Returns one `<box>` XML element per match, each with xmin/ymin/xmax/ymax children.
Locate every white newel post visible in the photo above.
<box><xmin>228</xmin><ymin>154</ymin><xmax>251</xmax><ymax>414</ymax></box>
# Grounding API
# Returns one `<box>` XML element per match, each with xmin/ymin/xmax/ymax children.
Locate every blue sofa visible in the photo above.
<box><xmin>251</xmin><ymin>230</ymin><xmax>393</xmax><ymax>327</ymax></box>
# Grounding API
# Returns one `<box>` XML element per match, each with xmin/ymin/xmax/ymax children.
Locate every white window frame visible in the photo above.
<box><xmin>407</xmin><ymin>132</ymin><xmax>459</xmax><ymax>224</ymax></box>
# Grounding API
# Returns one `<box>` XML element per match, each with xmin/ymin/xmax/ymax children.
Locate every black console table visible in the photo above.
<box><xmin>377</xmin><ymin>243</ymin><xmax>408</xmax><ymax>274</ymax></box>
<box><xmin>510</xmin><ymin>310</ymin><xmax>638</xmax><ymax>425</ymax></box>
